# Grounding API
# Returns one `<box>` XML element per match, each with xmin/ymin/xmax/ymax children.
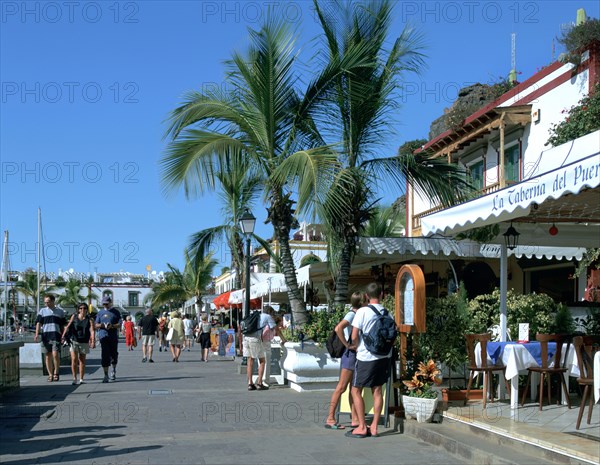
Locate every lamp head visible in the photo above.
<box><xmin>503</xmin><ymin>222</ymin><xmax>520</xmax><ymax>250</ymax></box>
<box><xmin>239</xmin><ymin>209</ymin><xmax>256</xmax><ymax>235</ymax></box>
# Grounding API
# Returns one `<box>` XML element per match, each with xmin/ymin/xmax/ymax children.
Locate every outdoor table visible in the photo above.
<box><xmin>475</xmin><ymin>341</ymin><xmax>578</xmax><ymax>409</ymax></box>
<box><xmin>594</xmin><ymin>351</ymin><xmax>600</xmax><ymax>403</ymax></box>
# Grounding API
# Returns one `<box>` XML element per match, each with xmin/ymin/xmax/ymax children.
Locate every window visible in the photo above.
<box><xmin>128</xmin><ymin>292</ymin><xmax>139</xmax><ymax>307</ymax></box>
<box><xmin>469</xmin><ymin>160</ymin><xmax>484</xmax><ymax>191</ymax></box>
<box><xmin>504</xmin><ymin>144</ymin><xmax>520</xmax><ymax>182</ymax></box>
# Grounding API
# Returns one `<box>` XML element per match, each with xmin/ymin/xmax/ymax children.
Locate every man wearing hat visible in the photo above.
<box><xmin>95</xmin><ymin>296</ymin><xmax>122</xmax><ymax>383</ymax></box>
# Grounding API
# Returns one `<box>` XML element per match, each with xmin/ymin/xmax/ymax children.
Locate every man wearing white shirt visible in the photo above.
<box><xmin>347</xmin><ymin>282</ymin><xmax>392</xmax><ymax>438</ymax></box>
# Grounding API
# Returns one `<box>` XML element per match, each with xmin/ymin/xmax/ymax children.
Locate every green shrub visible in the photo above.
<box><xmin>419</xmin><ymin>290</ymin><xmax>469</xmax><ymax>371</ymax></box>
<box><xmin>467</xmin><ymin>289</ymin><xmax>557</xmax><ymax>338</ymax></box>
<box><xmin>300</xmin><ymin>306</ymin><xmax>347</xmax><ymax>343</ymax></box>
<box><xmin>546</xmin><ymin>85</ymin><xmax>600</xmax><ymax>147</ymax></box>
<box><xmin>552</xmin><ymin>304</ymin><xmax>576</xmax><ymax>334</ymax></box>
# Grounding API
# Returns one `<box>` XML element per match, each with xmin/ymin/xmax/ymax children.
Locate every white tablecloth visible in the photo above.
<box><xmin>594</xmin><ymin>352</ymin><xmax>600</xmax><ymax>403</ymax></box>
<box><xmin>474</xmin><ymin>342</ymin><xmax>578</xmax><ymax>409</ymax></box>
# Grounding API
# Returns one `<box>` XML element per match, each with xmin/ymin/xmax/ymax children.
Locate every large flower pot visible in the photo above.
<box><xmin>402</xmin><ymin>395</ymin><xmax>439</xmax><ymax>423</ymax></box>
<box><xmin>282</xmin><ymin>342</ymin><xmax>341</xmax><ymax>392</ymax></box>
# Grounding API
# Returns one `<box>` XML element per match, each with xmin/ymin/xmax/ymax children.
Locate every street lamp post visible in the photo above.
<box><xmin>238</xmin><ymin>209</ymin><xmax>256</xmax><ymax>320</ymax></box>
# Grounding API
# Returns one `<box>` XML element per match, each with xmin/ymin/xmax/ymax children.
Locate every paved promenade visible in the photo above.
<box><xmin>1</xmin><ymin>344</ymin><xmax>465</xmax><ymax>465</ymax></box>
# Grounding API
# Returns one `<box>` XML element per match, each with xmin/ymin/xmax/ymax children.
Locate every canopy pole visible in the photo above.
<box><xmin>500</xmin><ymin>242</ymin><xmax>508</xmax><ymax>342</ymax></box>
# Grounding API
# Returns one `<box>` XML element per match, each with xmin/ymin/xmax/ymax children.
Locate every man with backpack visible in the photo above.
<box><xmin>346</xmin><ymin>282</ymin><xmax>397</xmax><ymax>438</ymax></box>
<box><xmin>242</xmin><ymin>309</ymin><xmax>286</xmax><ymax>391</ymax></box>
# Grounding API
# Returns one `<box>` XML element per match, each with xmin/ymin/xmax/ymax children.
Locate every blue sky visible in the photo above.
<box><xmin>1</xmin><ymin>1</ymin><xmax>598</xmax><ymax>277</ymax></box>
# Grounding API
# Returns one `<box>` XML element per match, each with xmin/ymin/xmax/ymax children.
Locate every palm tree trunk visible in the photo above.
<box><xmin>269</xmin><ymin>191</ymin><xmax>307</xmax><ymax>325</ymax></box>
<box><xmin>334</xmin><ymin>240</ymin><xmax>355</xmax><ymax>306</ymax></box>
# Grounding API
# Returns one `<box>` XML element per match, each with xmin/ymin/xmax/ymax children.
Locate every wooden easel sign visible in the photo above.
<box><xmin>395</xmin><ymin>264</ymin><xmax>426</xmax><ymax>372</ymax></box>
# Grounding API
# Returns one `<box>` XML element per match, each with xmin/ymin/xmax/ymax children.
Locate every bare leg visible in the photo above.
<box><xmin>370</xmin><ymin>386</ymin><xmax>383</xmax><ymax>436</ymax></box>
<box><xmin>45</xmin><ymin>353</ymin><xmax>54</xmax><ymax>379</ymax></box>
<box><xmin>351</xmin><ymin>386</ymin><xmax>368</xmax><ymax>435</ymax></box>
<box><xmin>70</xmin><ymin>351</ymin><xmax>78</xmax><ymax>380</ymax></box>
<box><xmin>78</xmin><ymin>354</ymin><xmax>86</xmax><ymax>380</ymax></box>
<box><xmin>147</xmin><ymin>344</ymin><xmax>154</xmax><ymax>360</ymax></box>
<box><xmin>247</xmin><ymin>357</ymin><xmax>254</xmax><ymax>385</ymax></box>
<box><xmin>326</xmin><ymin>368</ymin><xmax>353</xmax><ymax>426</ymax></box>
<box><xmin>52</xmin><ymin>350</ymin><xmax>60</xmax><ymax>376</ymax></box>
<box><xmin>257</xmin><ymin>357</ymin><xmax>266</xmax><ymax>385</ymax></box>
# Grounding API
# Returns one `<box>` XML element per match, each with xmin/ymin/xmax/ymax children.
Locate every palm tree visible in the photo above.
<box><xmin>56</xmin><ymin>278</ymin><xmax>98</xmax><ymax>315</ymax></box>
<box><xmin>161</xmin><ymin>17</ymin><xmax>365</xmax><ymax>324</ymax></box>
<box><xmin>186</xmin><ymin>150</ymin><xmax>264</xmax><ymax>290</ymax></box>
<box><xmin>14</xmin><ymin>269</ymin><xmax>56</xmax><ymax>311</ymax></box>
<box><xmin>363</xmin><ymin>205</ymin><xmax>405</xmax><ymax>238</ymax></box>
<box><xmin>277</xmin><ymin>0</ymin><xmax>471</xmax><ymax>304</ymax></box>
<box><xmin>149</xmin><ymin>252</ymin><xmax>217</xmax><ymax>314</ymax></box>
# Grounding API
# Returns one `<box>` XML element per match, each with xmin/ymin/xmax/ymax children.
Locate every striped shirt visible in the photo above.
<box><xmin>35</xmin><ymin>307</ymin><xmax>66</xmax><ymax>343</ymax></box>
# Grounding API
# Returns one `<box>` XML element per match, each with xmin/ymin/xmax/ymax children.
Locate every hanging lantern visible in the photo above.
<box><xmin>549</xmin><ymin>224</ymin><xmax>558</xmax><ymax>236</ymax></box>
<box><xmin>503</xmin><ymin>222</ymin><xmax>520</xmax><ymax>250</ymax></box>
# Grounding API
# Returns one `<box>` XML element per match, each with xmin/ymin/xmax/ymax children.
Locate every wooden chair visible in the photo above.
<box><xmin>465</xmin><ymin>333</ymin><xmax>509</xmax><ymax>408</ymax></box>
<box><xmin>573</xmin><ymin>335</ymin><xmax>600</xmax><ymax>430</ymax></box>
<box><xmin>520</xmin><ymin>334</ymin><xmax>571</xmax><ymax>410</ymax></box>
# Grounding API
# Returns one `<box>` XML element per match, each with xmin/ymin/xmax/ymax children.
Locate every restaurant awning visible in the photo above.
<box><xmin>421</xmin><ymin>130</ymin><xmax>600</xmax><ymax>244</ymax></box>
<box><xmin>360</xmin><ymin>237</ymin><xmax>586</xmax><ymax>261</ymax></box>
<box><xmin>213</xmin><ymin>291</ymin><xmax>233</xmax><ymax>308</ymax></box>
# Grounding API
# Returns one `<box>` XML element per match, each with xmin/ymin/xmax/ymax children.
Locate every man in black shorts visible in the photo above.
<box><xmin>138</xmin><ymin>308</ymin><xmax>159</xmax><ymax>363</ymax></box>
<box><xmin>347</xmin><ymin>282</ymin><xmax>392</xmax><ymax>438</ymax></box>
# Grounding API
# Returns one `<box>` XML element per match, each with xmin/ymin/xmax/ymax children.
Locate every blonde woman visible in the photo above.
<box><xmin>62</xmin><ymin>303</ymin><xmax>95</xmax><ymax>385</ymax></box>
<box><xmin>168</xmin><ymin>311</ymin><xmax>184</xmax><ymax>362</ymax></box>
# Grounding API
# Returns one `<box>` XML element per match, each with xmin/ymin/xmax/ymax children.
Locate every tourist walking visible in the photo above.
<box><xmin>34</xmin><ymin>294</ymin><xmax>66</xmax><ymax>382</ymax></box>
<box><xmin>62</xmin><ymin>303</ymin><xmax>95</xmax><ymax>385</ymax></box>
<box><xmin>138</xmin><ymin>308</ymin><xmax>159</xmax><ymax>363</ymax></box>
<box><xmin>167</xmin><ymin>311</ymin><xmax>184</xmax><ymax>362</ymax></box>
<box><xmin>244</xmin><ymin>309</ymin><xmax>286</xmax><ymax>391</ymax></box>
<box><xmin>95</xmin><ymin>296</ymin><xmax>122</xmax><ymax>383</ymax></box>
<box><xmin>158</xmin><ymin>312</ymin><xmax>169</xmax><ymax>352</ymax></box>
<box><xmin>197</xmin><ymin>313</ymin><xmax>212</xmax><ymax>362</ymax></box>
<box><xmin>183</xmin><ymin>314</ymin><xmax>194</xmax><ymax>352</ymax></box>
<box><xmin>123</xmin><ymin>315</ymin><xmax>136</xmax><ymax>351</ymax></box>
<box><xmin>324</xmin><ymin>292</ymin><xmax>364</xmax><ymax>430</ymax></box>
<box><xmin>347</xmin><ymin>282</ymin><xmax>394</xmax><ymax>438</ymax></box>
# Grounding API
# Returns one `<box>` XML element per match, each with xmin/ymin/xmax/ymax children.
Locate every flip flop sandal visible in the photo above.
<box><xmin>344</xmin><ymin>430</ymin><xmax>369</xmax><ymax>438</ymax></box>
<box><xmin>47</xmin><ymin>375</ymin><xmax>53</xmax><ymax>382</ymax></box>
<box><xmin>324</xmin><ymin>423</ymin><xmax>346</xmax><ymax>430</ymax></box>
<box><xmin>53</xmin><ymin>374</ymin><xmax>60</xmax><ymax>382</ymax></box>
<box><xmin>248</xmin><ymin>384</ymin><xmax>257</xmax><ymax>391</ymax></box>
<box><xmin>256</xmin><ymin>384</ymin><xmax>269</xmax><ymax>390</ymax></box>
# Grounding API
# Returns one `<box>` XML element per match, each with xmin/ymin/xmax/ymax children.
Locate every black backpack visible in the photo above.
<box><xmin>241</xmin><ymin>311</ymin><xmax>261</xmax><ymax>335</ymax></box>
<box><xmin>362</xmin><ymin>305</ymin><xmax>398</xmax><ymax>356</ymax></box>
<box><xmin>326</xmin><ymin>329</ymin><xmax>346</xmax><ymax>358</ymax></box>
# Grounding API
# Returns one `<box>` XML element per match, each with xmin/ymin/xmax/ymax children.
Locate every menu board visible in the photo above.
<box><xmin>402</xmin><ymin>274</ymin><xmax>414</xmax><ymax>326</ymax></box>
<box><xmin>395</xmin><ymin>264</ymin><xmax>425</xmax><ymax>334</ymax></box>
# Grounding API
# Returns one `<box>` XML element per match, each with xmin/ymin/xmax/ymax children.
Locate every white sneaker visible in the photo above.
<box><xmin>110</xmin><ymin>371</ymin><xmax>116</xmax><ymax>381</ymax></box>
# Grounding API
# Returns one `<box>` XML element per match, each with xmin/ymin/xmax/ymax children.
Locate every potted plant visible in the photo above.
<box><xmin>402</xmin><ymin>360</ymin><xmax>442</xmax><ymax>423</ymax></box>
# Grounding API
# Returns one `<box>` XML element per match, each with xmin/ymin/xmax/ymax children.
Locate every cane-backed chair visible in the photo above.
<box><xmin>573</xmin><ymin>336</ymin><xmax>600</xmax><ymax>430</ymax></box>
<box><xmin>520</xmin><ymin>334</ymin><xmax>571</xmax><ymax>410</ymax></box>
<box><xmin>465</xmin><ymin>333</ymin><xmax>509</xmax><ymax>408</ymax></box>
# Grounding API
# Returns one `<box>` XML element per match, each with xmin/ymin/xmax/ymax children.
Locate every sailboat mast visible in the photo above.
<box><xmin>37</xmin><ymin>208</ymin><xmax>41</xmax><ymax>313</ymax></box>
<box><xmin>2</xmin><ymin>231</ymin><xmax>9</xmax><ymax>342</ymax></box>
